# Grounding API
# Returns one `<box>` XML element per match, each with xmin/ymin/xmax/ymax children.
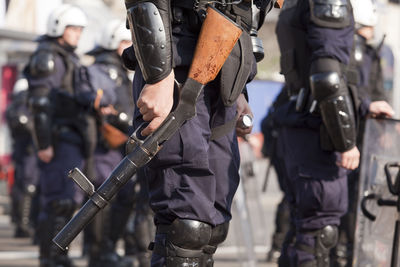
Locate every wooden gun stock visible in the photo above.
<box><xmin>188</xmin><ymin>7</ymin><xmax>242</xmax><ymax>85</ymax></box>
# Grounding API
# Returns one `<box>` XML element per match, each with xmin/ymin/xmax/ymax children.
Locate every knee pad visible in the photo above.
<box><xmin>150</xmin><ymin>219</ymin><xmax>212</xmax><ymax>266</ymax></box>
<box><xmin>315</xmin><ymin>225</ymin><xmax>338</xmax><ymax>266</ymax></box>
<box><xmin>297</xmin><ymin>225</ymin><xmax>338</xmax><ymax>267</ymax></box>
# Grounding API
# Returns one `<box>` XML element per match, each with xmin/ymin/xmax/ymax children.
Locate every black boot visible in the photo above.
<box><xmin>38</xmin><ymin>200</ymin><xmax>75</xmax><ymax>267</ymax></box>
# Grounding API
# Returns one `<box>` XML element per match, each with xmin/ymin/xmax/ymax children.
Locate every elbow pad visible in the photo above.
<box><xmin>29</xmin><ymin>94</ymin><xmax>53</xmax><ymax>149</ymax></box>
<box><xmin>309</xmin><ymin>0</ymin><xmax>352</xmax><ymax>28</ymax></box>
<box><xmin>125</xmin><ymin>0</ymin><xmax>172</xmax><ymax>84</ymax></box>
<box><xmin>310</xmin><ymin>71</ymin><xmax>356</xmax><ymax>152</ymax></box>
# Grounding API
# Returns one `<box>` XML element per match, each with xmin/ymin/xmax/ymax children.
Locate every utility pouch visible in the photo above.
<box><xmin>219</xmin><ymin>31</ymin><xmax>254</xmax><ymax>107</ymax></box>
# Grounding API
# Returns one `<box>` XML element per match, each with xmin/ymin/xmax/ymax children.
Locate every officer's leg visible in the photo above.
<box><xmin>293</xmin><ymin>225</ymin><xmax>339</xmax><ymax>267</ymax></box>
<box><xmin>38</xmin><ymin>142</ymin><xmax>84</xmax><ymax>267</ymax></box>
<box><xmin>88</xmin><ymin>150</ymin><xmax>133</xmax><ymax>267</ymax></box>
<box><xmin>38</xmin><ymin>199</ymin><xmax>75</xmax><ymax>267</ymax></box>
<box><xmin>289</xmin><ymin>174</ymin><xmax>347</xmax><ymax>267</ymax></box>
<box><xmin>332</xmin><ymin>170</ymin><xmax>359</xmax><ymax>267</ymax></box>
<box><xmin>134</xmin><ymin>208</ymin><xmax>154</xmax><ymax>266</ymax></box>
<box><xmin>132</xmin><ymin>172</ymin><xmax>154</xmax><ymax>267</ymax></box>
<box><xmin>150</xmin><ymin>219</ymin><xmax>212</xmax><ymax>267</ymax></box>
<box><xmin>268</xmin><ymin>195</ymin><xmax>291</xmax><ymax>262</ymax></box>
<box><xmin>268</xmin><ymin>154</ymin><xmax>292</xmax><ymax>262</ymax></box>
<box><xmin>201</xmin><ymin>222</ymin><xmax>229</xmax><ymax>267</ymax></box>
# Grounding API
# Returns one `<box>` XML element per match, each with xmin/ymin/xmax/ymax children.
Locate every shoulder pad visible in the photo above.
<box><xmin>309</xmin><ymin>0</ymin><xmax>352</xmax><ymax>28</ymax></box>
<box><xmin>29</xmin><ymin>50</ymin><xmax>56</xmax><ymax>77</ymax></box>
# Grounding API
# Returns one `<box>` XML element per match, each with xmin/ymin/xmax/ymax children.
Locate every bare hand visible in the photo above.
<box><xmin>236</xmin><ymin>93</ymin><xmax>253</xmax><ymax>138</ymax></box>
<box><xmin>137</xmin><ymin>71</ymin><xmax>175</xmax><ymax>136</ymax></box>
<box><xmin>369</xmin><ymin>101</ymin><xmax>395</xmax><ymax>118</ymax></box>
<box><xmin>337</xmin><ymin>146</ymin><xmax>360</xmax><ymax>170</ymax></box>
<box><xmin>38</xmin><ymin>146</ymin><xmax>54</xmax><ymax>163</ymax></box>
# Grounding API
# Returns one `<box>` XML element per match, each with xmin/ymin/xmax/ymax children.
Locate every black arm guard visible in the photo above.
<box><xmin>309</xmin><ymin>0</ymin><xmax>352</xmax><ymax>28</ymax></box>
<box><xmin>29</xmin><ymin>90</ymin><xmax>53</xmax><ymax>149</ymax></box>
<box><xmin>310</xmin><ymin>60</ymin><xmax>356</xmax><ymax>152</ymax></box>
<box><xmin>125</xmin><ymin>0</ymin><xmax>172</xmax><ymax>84</ymax></box>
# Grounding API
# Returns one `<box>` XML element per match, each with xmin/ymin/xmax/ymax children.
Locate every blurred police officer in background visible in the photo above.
<box><xmin>261</xmin><ymin>87</ymin><xmax>291</xmax><ymax>263</ymax></box>
<box><xmin>25</xmin><ymin>4</ymin><xmax>98</xmax><ymax>267</ymax></box>
<box><xmin>332</xmin><ymin>1</ymin><xmax>395</xmax><ymax>266</ymax></box>
<box><xmin>274</xmin><ymin>0</ymin><xmax>393</xmax><ymax>266</ymax></box>
<box><xmin>5</xmin><ymin>78</ymin><xmax>39</xmax><ymax>239</ymax></box>
<box><xmin>121</xmin><ymin>0</ymin><xmax>279</xmax><ymax>266</ymax></box>
<box><xmin>84</xmin><ymin>19</ymin><xmax>134</xmax><ymax>267</ymax></box>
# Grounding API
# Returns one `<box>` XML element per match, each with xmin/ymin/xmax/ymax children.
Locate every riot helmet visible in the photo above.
<box><xmin>98</xmin><ymin>19</ymin><xmax>131</xmax><ymax>51</ymax></box>
<box><xmin>46</xmin><ymin>4</ymin><xmax>88</xmax><ymax>37</ymax></box>
<box><xmin>351</xmin><ymin>0</ymin><xmax>378</xmax><ymax>27</ymax></box>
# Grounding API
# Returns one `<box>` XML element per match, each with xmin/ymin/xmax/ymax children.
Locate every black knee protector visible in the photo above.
<box><xmin>298</xmin><ymin>225</ymin><xmax>339</xmax><ymax>267</ymax></box>
<box><xmin>202</xmin><ymin>222</ymin><xmax>230</xmax><ymax>267</ymax></box>
<box><xmin>315</xmin><ymin>225</ymin><xmax>338</xmax><ymax>266</ymax></box>
<box><xmin>151</xmin><ymin>219</ymin><xmax>212</xmax><ymax>267</ymax></box>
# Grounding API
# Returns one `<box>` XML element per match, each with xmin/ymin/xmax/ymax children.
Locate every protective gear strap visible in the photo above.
<box><xmin>309</xmin><ymin>0</ymin><xmax>352</xmax><ymax>29</ymax></box>
<box><xmin>125</xmin><ymin>1</ymin><xmax>173</xmax><ymax>84</ymax></box>
<box><xmin>310</xmin><ymin>58</ymin><xmax>357</xmax><ymax>152</ymax></box>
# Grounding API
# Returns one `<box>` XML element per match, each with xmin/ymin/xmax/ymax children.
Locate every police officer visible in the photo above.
<box><xmin>26</xmin><ymin>4</ymin><xmax>93</xmax><ymax>267</ymax></box>
<box><xmin>5</xmin><ymin>78</ymin><xmax>39</xmax><ymax>239</ymax></box>
<box><xmin>274</xmin><ymin>1</ymin><xmax>359</xmax><ymax>266</ymax></box>
<box><xmin>332</xmin><ymin>1</ymin><xmax>394</xmax><ymax>266</ymax></box>
<box><xmin>85</xmin><ymin>19</ymin><xmax>135</xmax><ymax>267</ymax></box>
<box><xmin>274</xmin><ymin>0</ymin><xmax>395</xmax><ymax>266</ymax></box>
<box><xmin>122</xmin><ymin>0</ymin><xmax>277</xmax><ymax>266</ymax></box>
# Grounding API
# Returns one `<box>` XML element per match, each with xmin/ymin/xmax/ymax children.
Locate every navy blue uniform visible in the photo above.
<box><xmin>275</xmin><ymin>0</ymin><xmax>356</xmax><ymax>266</ymax></box>
<box><xmin>5</xmin><ymin>89</ymin><xmax>39</xmax><ymax>237</ymax></box>
<box><xmin>27</xmin><ymin>38</ymin><xmax>96</xmax><ymax>266</ymax></box>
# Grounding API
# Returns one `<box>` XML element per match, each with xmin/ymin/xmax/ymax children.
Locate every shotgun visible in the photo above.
<box><xmin>53</xmin><ymin>6</ymin><xmax>242</xmax><ymax>251</ymax></box>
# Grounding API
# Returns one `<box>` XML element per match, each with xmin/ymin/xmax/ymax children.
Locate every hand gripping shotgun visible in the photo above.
<box><xmin>53</xmin><ymin>6</ymin><xmax>243</xmax><ymax>251</ymax></box>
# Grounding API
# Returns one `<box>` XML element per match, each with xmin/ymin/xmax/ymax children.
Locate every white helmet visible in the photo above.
<box><xmin>46</xmin><ymin>4</ymin><xmax>88</xmax><ymax>37</ymax></box>
<box><xmin>98</xmin><ymin>19</ymin><xmax>131</xmax><ymax>50</ymax></box>
<box><xmin>351</xmin><ymin>0</ymin><xmax>378</xmax><ymax>27</ymax></box>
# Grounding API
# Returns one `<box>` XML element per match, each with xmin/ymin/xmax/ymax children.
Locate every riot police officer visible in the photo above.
<box><xmin>122</xmin><ymin>0</ymin><xmax>277</xmax><ymax>266</ymax></box>
<box><xmin>85</xmin><ymin>19</ymin><xmax>135</xmax><ymax>267</ymax></box>
<box><xmin>332</xmin><ymin>1</ymin><xmax>394</xmax><ymax>266</ymax></box>
<box><xmin>5</xmin><ymin>78</ymin><xmax>39</xmax><ymax>239</ymax></box>
<box><xmin>26</xmin><ymin>4</ymin><xmax>93</xmax><ymax>267</ymax></box>
<box><xmin>274</xmin><ymin>1</ymin><xmax>359</xmax><ymax>266</ymax></box>
<box><xmin>275</xmin><ymin>1</ymin><xmax>395</xmax><ymax>266</ymax></box>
